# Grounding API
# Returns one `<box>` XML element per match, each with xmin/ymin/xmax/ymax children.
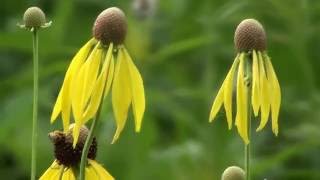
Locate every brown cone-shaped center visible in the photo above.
<box><xmin>234</xmin><ymin>19</ymin><xmax>266</xmax><ymax>52</ymax></box>
<box><xmin>93</xmin><ymin>7</ymin><xmax>127</xmax><ymax>45</ymax></box>
<box><xmin>49</xmin><ymin>125</ymin><xmax>97</xmax><ymax>167</ymax></box>
<box><xmin>23</xmin><ymin>6</ymin><xmax>46</xmax><ymax>28</ymax></box>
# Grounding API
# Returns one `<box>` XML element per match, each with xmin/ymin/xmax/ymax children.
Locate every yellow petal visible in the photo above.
<box><xmin>52</xmin><ymin>38</ymin><xmax>96</xmax><ymax>131</ymax></box>
<box><xmin>82</xmin><ymin>47</ymin><xmax>103</xmax><ymax>107</ymax></box>
<box><xmin>62</xmin><ymin>168</ymin><xmax>76</xmax><ymax>180</ymax></box>
<box><xmin>51</xmin><ymin>90</ymin><xmax>62</xmax><ymax>123</ymax></box>
<box><xmin>223</xmin><ymin>55</ymin><xmax>240</xmax><ymax>129</ymax></box>
<box><xmin>89</xmin><ymin>160</ymin><xmax>114</xmax><ymax>180</ymax></box>
<box><xmin>256</xmin><ymin>52</ymin><xmax>270</xmax><ymax>131</ymax></box>
<box><xmin>104</xmin><ymin>44</ymin><xmax>115</xmax><ymax>98</ymax></box>
<box><xmin>39</xmin><ymin>161</ymin><xmax>61</xmax><ymax>180</ymax></box>
<box><xmin>123</xmin><ymin>48</ymin><xmax>145</xmax><ymax>132</ymax></box>
<box><xmin>209</xmin><ymin>83</ymin><xmax>224</xmax><ymax>123</ymax></box>
<box><xmin>111</xmin><ymin>48</ymin><xmax>132</xmax><ymax>143</ymax></box>
<box><xmin>235</xmin><ymin>53</ymin><xmax>249</xmax><ymax>144</ymax></box>
<box><xmin>251</xmin><ymin>50</ymin><xmax>260</xmax><ymax>116</ymax></box>
<box><xmin>71</xmin><ymin>43</ymin><xmax>100</xmax><ymax>122</ymax></box>
<box><xmin>85</xmin><ymin>166</ymin><xmax>99</xmax><ymax>180</ymax></box>
<box><xmin>83</xmin><ymin>44</ymin><xmax>114</xmax><ymax>122</ymax></box>
<box><xmin>265</xmin><ymin>55</ymin><xmax>281</xmax><ymax>135</ymax></box>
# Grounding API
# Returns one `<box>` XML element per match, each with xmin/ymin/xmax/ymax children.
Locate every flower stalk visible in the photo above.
<box><xmin>79</xmin><ymin>51</ymin><xmax>109</xmax><ymax>180</ymax></box>
<box><xmin>244</xmin><ymin>55</ymin><xmax>252</xmax><ymax>180</ymax></box>
<box><xmin>19</xmin><ymin>7</ymin><xmax>51</xmax><ymax>179</ymax></box>
<box><xmin>31</xmin><ymin>28</ymin><xmax>39</xmax><ymax>180</ymax></box>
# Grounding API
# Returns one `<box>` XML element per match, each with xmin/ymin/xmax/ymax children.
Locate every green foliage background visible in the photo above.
<box><xmin>1</xmin><ymin>0</ymin><xmax>320</xmax><ymax>179</ymax></box>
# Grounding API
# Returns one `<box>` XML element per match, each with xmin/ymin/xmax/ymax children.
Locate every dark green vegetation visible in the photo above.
<box><xmin>1</xmin><ymin>0</ymin><xmax>320</xmax><ymax>179</ymax></box>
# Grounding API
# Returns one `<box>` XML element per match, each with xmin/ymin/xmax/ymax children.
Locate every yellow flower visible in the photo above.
<box><xmin>209</xmin><ymin>19</ymin><xmax>281</xmax><ymax>144</ymax></box>
<box><xmin>39</xmin><ymin>125</ymin><xmax>114</xmax><ymax>180</ymax></box>
<box><xmin>50</xmin><ymin>7</ymin><xmax>145</xmax><ymax>146</ymax></box>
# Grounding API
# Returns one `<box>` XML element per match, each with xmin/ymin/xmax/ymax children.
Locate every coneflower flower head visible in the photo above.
<box><xmin>234</xmin><ymin>19</ymin><xmax>266</xmax><ymax>52</ymax></box>
<box><xmin>93</xmin><ymin>7</ymin><xmax>127</xmax><ymax>45</ymax></box>
<box><xmin>19</xmin><ymin>6</ymin><xmax>51</xmax><ymax>31</ymax></box>
<box><xmin>40</xmin><ymin>125</ymin><xmax>113</xmax><ymax>179</ymax></box>
<box><xmin>209</xmin><ymin>18</ymin><xmax>281</xmax><ymax>144</ymax></box>
<box><xmin>51</xmin><ymin>7</ymin><xmax>145</xmax><ymax>147</ymax></box>
<box><xmin>23</xmin><ymin>7</ymin><xmax>46</xmax><ymax>28</ymax></box>
<box><xmin>222</xmin><ymin>166</ymin><xmax>245</xmax><ymax>180</ymax></box>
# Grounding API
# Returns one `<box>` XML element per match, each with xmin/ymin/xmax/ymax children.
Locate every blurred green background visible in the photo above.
<box><xmin>1</xmin><ymin>0</ymin><xmax>320</xmax><ymax>179</ymax></box>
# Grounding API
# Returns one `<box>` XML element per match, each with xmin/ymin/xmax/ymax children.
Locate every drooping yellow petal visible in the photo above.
<box><xmin>122</xmin><ymin>48</ymin><xmax>145</xmax><ymax>132</ymax></box>
<box><xmin>39</xmin><ymin>161</ymin><xmax>61</xmax><ymax>180</ymax></box>
<box><xmin>51</xmin><ymin>90</ymin><xmax>62</xmax><ymax>123</ymax></box>
<box><xmin>104</xmin><ymin>44</ymin><xmax>115</xmax><ymax>98</ymax></box>
<box><xmin>71</xmin><ymin>44</ymin><xmax>101</xmax><ymax>146</ymax></box>
<box><xmin>209</xmin><ymin>82</ymin><xmax>224</xmax><ymax>123</ymax></box>
<box><xmin>82</xmin><ymin>47</ymin><xmax>103</xmax><ymax>108</ymax></box>
<box><xmin>83</xmin><ymin>44</ymin><xmax>114</xmax><ymax>122</ymax></box>
<box><xmin>111</xmin><ymin>48</ymin><xmax>132</xmax><ymax>143</ymax></box>
<box><xmin>265</xmin><ymin>55</ymin><xmax>281</xmax><ymax>135</ymax></box>
<box><xmin>89</xmin><ymin>160</ymin><xmax>114</xmax><ymax>180</ymax></box>
<box><xmin>251</xmin><ymin>50</ymin><xmax>260</xmax><ymax>116</ymax></box>
<box><xmin>51</xmin><ymin>38</ymin><xmax>97</xmax><ymax>131</ymax></box>
<box><xmin>256</xmin><ymin>52</ymin><xmax>270</xmax><ymax>131</ymax></box>
<box><xmin>71</xmin><ymin>43</ymin><xmax>101</xmax><ymax>122</ymax></box>
<box><xmin>235</xmin><ymin>53</ymin><xmax>249</xmax><ymax>144</ymax></box>
<box><xmin>62</xmin><ymin>168</ymin><xmax>76</xmax><ymax>180</ymax></box>
<box><xmin>223</xmin><ymin>55</ymin><xmax>240</xmax><ymax>129</ymax></box>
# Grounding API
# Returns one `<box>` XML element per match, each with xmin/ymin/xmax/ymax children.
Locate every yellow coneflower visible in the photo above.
<box><xmin>209</xmin><ymin>19</ymin><xmax>281</xmax><ymax>144</ymax></box>
<box><xmin>50</xmin><ymin>7</ymin><xmax>145</xmax><ymax>146</ymax></box>
<box><xmin>40</xmin><ymin>125</ymin><xmax>114</xmax><ymax>180</ymax></box>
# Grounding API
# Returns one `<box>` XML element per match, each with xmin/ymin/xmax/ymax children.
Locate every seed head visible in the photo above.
<box><xmin>234</xmin><ymin>19</ymin><xmax>266</xmax><ymax>52</ymax></box>
<box><xmin>93</xmin><ymin>7</ymin><xmax>127</xmax><ymax>45</ymax></box>
<box><xmin>23</xmin><ymin>7</ymin><xmax>46</xmax><ymax>28</ymax></box>
<box><xmin>221</xmin><ymin>166</ymin><xmax>245</xmax><ymax>180</ymax></box>
<box><xmin>48</xmin><ymin>124</ymin><xmax>97</xmax><ymax>167</ymax></box>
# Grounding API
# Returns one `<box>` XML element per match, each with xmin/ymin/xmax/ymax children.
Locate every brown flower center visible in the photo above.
<box><xmin>93</xmin><ymin>7</ymin><xmax>127</xmax><ymax>45</ymax></box>
<box><xmin>234</xmin><ymin>19</ymin><xmax>267</xmax><ymax>52</ymax></box>
<box><xmin>48</xmin><ymin>126</ymin><xmax>97</xmax><ymax>167</ymax></box>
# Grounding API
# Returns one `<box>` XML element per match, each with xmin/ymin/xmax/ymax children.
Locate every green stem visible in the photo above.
<box><xmin>245</xmin><ymin>53</ymin><xmax>252</xmax><ymax>180</ymax></box>
<box><xmin>245</xmin><ymin>111</ymin><xmax>251</xmax><ymax>180</ymax></box>
<box><xmin>79</xmin><ymin>49</ymin><xmax>109</xmax><ymax>179</ymax></box>
<box><xmin>31</xmin><ymin>29</ymin><xmax>38</xmax><ymax>180</ymax></box>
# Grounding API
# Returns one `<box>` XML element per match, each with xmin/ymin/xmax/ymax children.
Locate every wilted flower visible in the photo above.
<box><xmin>50</xmin><ymin>7</ymin><xmax>145</xmax><ymax>146</ymax></box>
<box><xmin>39</xmin><ymin>125</ymin><xmax>113</xmax><ymax>179</ymax></box>
<box><xmin>209</xmin><ymin>19</ymin><xmax>281</xmax><ymax>144</ymax></box>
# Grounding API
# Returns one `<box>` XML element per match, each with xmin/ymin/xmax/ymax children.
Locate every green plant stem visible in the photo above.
<box><xmin>79</xmin><ymin>58</ymin><xmax>108</xmax><ymax>179</ymax></box>
<box><xmin>245</xmin><ymin>110</ymin><xmax>252</xmax><ymax>180</ymax></box>
<box><xmin>245</xmin><ymin>53</ymin><xmax>252</xmax><ymax>180</ymax></box>
<box><xmin>31</xmin><ymin>29</ymin><xmax>38</xmax><ymax>180</ymax></box>
<box><xmin>79</xmin><ymin>101</ymin><xmax>104</xmax><ymax>180</ymax></box>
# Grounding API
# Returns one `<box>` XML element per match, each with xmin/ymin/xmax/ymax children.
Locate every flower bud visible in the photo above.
<box><xmin>234</xmin><ymin>19</ymin><xmax>266</xmax><ymax>52</ymax></box>
<box><xmin>93</xmin><ymin>7</ymin><xmax>127</xmax><ymax>45</ymax></box>
<box><xmin>23</xmin><ymin>7</ymin><xmax>46</xmax><ymax>28</ymax></box>
<box><xmin>221</xmin><ymin>166</ymin><xmax>245</xmax><ymax>180</ymax></box>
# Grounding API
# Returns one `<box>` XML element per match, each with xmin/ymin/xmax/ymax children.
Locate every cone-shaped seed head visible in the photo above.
<box><xmin>23</xmin><ymin>7</ymin><xmax>46</xmax><ymax>28</ymax></box>
<box><xmin>234</xmin><ymin>19</ymin><xmax>266</xmax><ymax>52</ymax></box>
<box><xmin>93</xmin><ymin>7</ymin><xmax>127</xmax><ymax>45</ymax></box>
<box><xmin>221</xmin><ymin>166</ymin><xmax>245</xmax><ymax>180</ymax></box>
<box><xmin>48</xmin><ymin>124</ymin><xmax>97</xmax><ymax>166</ymax></box>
